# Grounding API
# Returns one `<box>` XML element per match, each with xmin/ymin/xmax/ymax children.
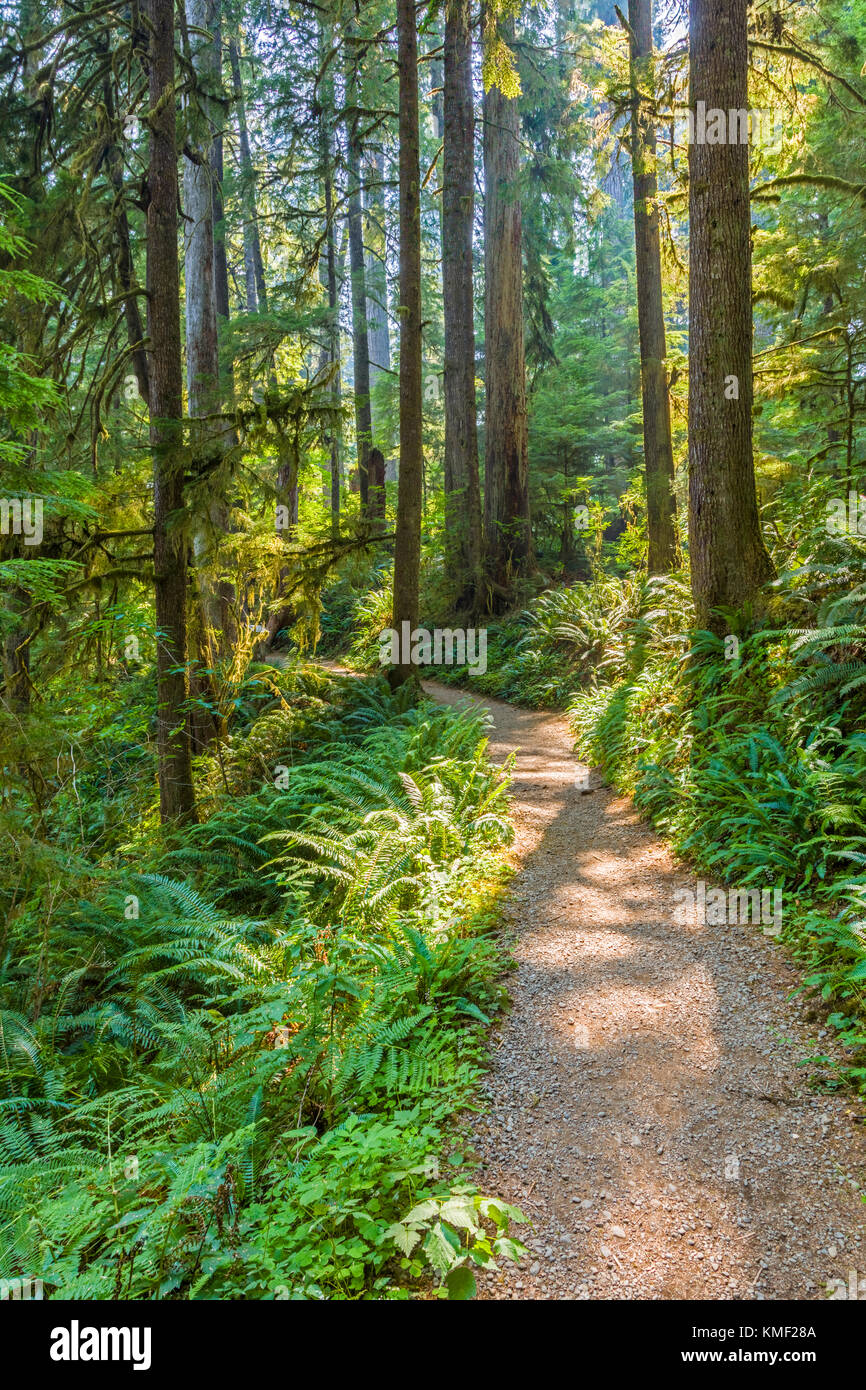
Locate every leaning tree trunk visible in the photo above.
<box><xmin>390</xmin><ymin>0</ymin><xmax>423</xmax><ymax>688</ymax></box>
<box><xmin>624</xmin><ymin>0</ymin><xmax>677</xmax><ymax>574</ymax></box>
<box><xmin>687</xmin><ymin>0</ymin><xmax>773</xmax><ymax>628</ymax></box>
<box><xmin>482</xmin><ymin>14</ymin><xmax>531</xmax><ymax>600</ymax></box>
<box><xmin>146</xmin><ymin>0</ymin><xmax>197</xmax><ymax>823</ymax></box>
<box><xmin>443</xmin><ymin>0</ymin><xmax>482</xmax><ymax>605</ymax></box>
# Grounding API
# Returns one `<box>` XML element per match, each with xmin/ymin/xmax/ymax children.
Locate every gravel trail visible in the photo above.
<box><xmin>424</xmin><ymin>680</ymin><xmax>866</xmax><ymax>1301</ymax></box>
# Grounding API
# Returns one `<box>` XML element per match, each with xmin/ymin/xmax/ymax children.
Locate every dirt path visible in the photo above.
<box><xmin>424</xmin><ymin>680</ymin><xmax>866</xmax><ymax>1301</ymax></box>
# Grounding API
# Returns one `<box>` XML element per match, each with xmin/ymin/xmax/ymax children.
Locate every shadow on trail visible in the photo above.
<box><xmin>423</xmin><ymin>680</ymin><xmax>866</xmax><ymax>1301</ymax></box>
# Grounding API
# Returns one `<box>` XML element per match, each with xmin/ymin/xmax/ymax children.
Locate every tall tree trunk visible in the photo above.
<box><xmin>320</xmin><ymin>119</ymin><xmax>341</xmax><ymax>532</ymax></box>
<box><xmin>365</xmin><ymin>145</ymin><xmax>391</xmax><ymax>452</ymax></box>
<box><xmin>184</xmin><ymin>0</ymin><xmax>233</xmax><ymax>746</ymax></box>
<box><xmin>210</xmin><ymin>11</ymin><xmax>231</xmax><ymax>333</ymax></box>
<box><xmin>318</xmin><ymin>14</ymin><xmax>341</xmax><ymax>532</ymax></box>
<box><xmin>146</xmin><ymin>0</ymin><xmax>197</xmax><ymax>823</ymax></box>
<box><xmin>368</xmin><ymin>446</ymin><xmax>386</xmax><ymax>519</ymax></box>
<box><xmin>443</xmin><ymin>0</ymin><xmax>482</xmax><ymax>605</ymax></box>
<box><xmin>266</xmin><ymin>423</ymin><xmax>300</xmax><ymax>645</ymax></box>
<box><xmin>687</xmin><ymin>0</ymin><xmax>773</xmax><ymax>628</ymax></box>
<box><xmin>390</xmin><ymin>0</ymin><xmax>423</xmax><ymax>687</ymax></box>
<box><xmin>212</xmin><ymin>131</ymin><xmax>230</xmax><ymax>323</ymax></box>
<box><xmin>228</xmin><ymin>34</ymin><xmax>267</xmax><ymax>312</ymax></box>
<box><xmin>326</xmin><ymin>214</ymin><xmax>342</xmax><ymax>532</ymax></box>
<box><xmin>184</xmin><ymin>0</ymin><xmax>219</xmax><ymax>438</ymax></box>
<box><xmin>101</xmin><ymin>67</ymin><xmax>150</xmax><ymax>407</ymax></box>
<box><xmin>821</xmin><ymin>286</ymin><xmax>842</xmax><ymax>456</ymax></box>
<box><xmin>345</xmin><ymin>35</ymin><xmax>373</xmax><ymax>512</ymax></box>
<box><xmin>624</xmin><ymin>0</ymin><xmax>677</xmax><ymax>574</ymax></box>
<box><xmin>482</xmin><ymin>14</ymin><xmax>531</xmax><ymax>599</ymax></box>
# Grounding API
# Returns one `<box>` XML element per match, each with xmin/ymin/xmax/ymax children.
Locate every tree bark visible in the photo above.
<box><xmin>345</xmin><ymin>34</ymin><xmax>373</xmax><ymax>512</ymax></box>
<box><xmin>443</xmin><ymin>0</ymin><xmax>482</xmax><ymax>604</ymax></box>
<box><xmin>101</xmin><ymin>65</ymin><xmax>150</xmax><ymax>406</ymax></box>
<box><xmin>184</xmin><ymin>0</ymin><xmax>219</xmax><ymax>435</ymax></box>
<box><xmin>687</xmin><ymin>0</ymin><xmax>773</xmax><ymax>629</ymax></box>
<box><xmin>365</xmin><ymin>144</ymin><xmax>391</xmax><ymax>452</ymax></box>
<box><xmin>390</xmin><ymin>0</ymin><xmax>423</xmax><ymax>687</ymax></box>
<box><xmin>266</xmin><ymin>424</ymin><xmax>300</xmax><ymax>645</ymax></box>
<box><xmin>625</xmin><ymin>0</ymin><xmax>677</xmax><ymax>574</ymax></box>
<box><xmin>145</xmin><ymin>0</ymin><xmax>197</xmax><ymax>823</ymax></box>
<box><xmin>210</xmin><ymin>34</ymin><xmax>231</xmax><ymax>334</ymax></box>
<box><xmin>482</xmin><ymin>14</ymin><xmax>531</xmax><ymax>598</ymax></box>
<box><xmin>317</xmin><ymin>14</ymin><xmax>342</xmax><ymax>531</ymax></box>
<box><xmin>184</xmin><ymin>0</ymin><xmax>234</xmax><ymax>743</ymax></box>
<box><xmin>2</xmin><ymin>580</ymin><xmax>32</xmax><ymax>712</ymax></box>
<box><xmin>368</xmin><ymin>446</ymin><xmax>386</xmax><ymax>520</ymax></box>
<box><xmin>228</xmin><ymin>34</ymin><xmax>267</xmax><ymax>312</ymax></box>
<box><xmin>319</xmin><ymin>108</ymin><xmax>341</xmax><ymax>531</ymax></box>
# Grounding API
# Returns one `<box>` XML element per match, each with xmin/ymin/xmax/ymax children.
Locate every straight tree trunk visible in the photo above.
<box><xmin>390</xmin><ymin>0</ymin><xmax>423</xmax><ymax>687</ymax></box>
<box><xmin>184</xmin><ymin>0</ymin><xmax>234</xmax><ymax>743</ymax></box>
<box><xmin>482</xmin><ymin>14</ymin><xmax>531</xmax><ymax>598</ymax></box>
<box><xmin>687</xmin><ymin>0</ymin><xmax>773</xmax><ymax>627</ymax></box>
<box><xmin>209</xmin><ymin>4</ymin><xmax>231</xmax><ymax>330</ymax></box>
<box><xmin>212</xmin><ymin>130</ymin><xmax>230</xmax><ymax>323</ymax></box>
<box><xmin>100</xmin><ymin>63</ymin><xmax>150</xmax><ymax>406</ymax></box>
<box><xmin>368</xmin><ymin>446</ymin><xmax>386</xmax><ymax>519</ymax></box>
<box><xmin>324</xmin><ymin>183</ymin><xmax>342</xmax><ymax>531</ymax></box>
<box><xmin>145</xmin><ymin>0</ymin><xmax>197</xmax><ymax>823</ymax></box>
<box><xmin>184</xmin><ymin>0</ymin><xmax>219</xmax><ymax>437</ymax></box>
<box><xmin>318</xmin><ymin>14</ymin><xmax>341</xmax><ymax>531</ymax></box>
<box><xmin>228</xmin><ymin>34</ymin><xmax>267</xmax><ymax>312</ymax></box>
<box><xmin>821</xmin><ymin>286</ymin><xmax>841</xmax><ymax>455</ymax></box>
<box><xmin>345</xmin><ymin>35</ymin><xmax>373</xmax><ymax>512</ymax></box>
<box><xmin>624</xmin><ymin>0</ymin><xmax>677</xmax><ymax>574</ymax></box>
<box><xmin>365</xmin><ymin>145</ymin><xmax>392</xmax><ymax>450</ymax></box>
<box><xmin>266</xmin><ymin>424</ymin><xmax>300</xmax><ymax>645</ymax></box>
<box><xmin>443</xmin><ymin>0</ymin><xmax>482</xmax><ymax>604</ymax></box>
<box><xmin>320</xmin><ymin>125</ymin><xmax>341</xmax><ymax>531</ymax></box>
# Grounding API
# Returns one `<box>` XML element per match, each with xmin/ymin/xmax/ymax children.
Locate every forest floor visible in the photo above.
<box><xmin>423</xmin><ymin>679</ymin><xmax>866</xmax><ymax>1301</ymax></box>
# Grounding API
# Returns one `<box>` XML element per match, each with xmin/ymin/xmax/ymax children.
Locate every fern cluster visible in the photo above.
<box><xmin>566</xmin><ymin>567</ymin><xmax>866</xmax><ymax>1078</ymax></box>
<box><xmin>0</xmin><ymin>665</ymin><xmax>522</xmax><ymax>1300</ymax></box>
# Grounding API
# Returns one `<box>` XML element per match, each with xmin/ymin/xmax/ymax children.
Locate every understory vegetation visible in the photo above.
<box><xmin>320</xmin><ymin>472</ymin><xmax>866</xmax><ymax>1091</ymax></box>
<box><xmin>0</xmin><ymin>664</ymin><xmax>526</xmax><ymax>1299</ymax></box>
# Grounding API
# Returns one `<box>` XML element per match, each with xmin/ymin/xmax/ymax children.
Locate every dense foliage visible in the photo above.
<box><xmin>0</xmin><ymin>664</ymin><xmax>526</xmax><ymax>1298</ymax></box>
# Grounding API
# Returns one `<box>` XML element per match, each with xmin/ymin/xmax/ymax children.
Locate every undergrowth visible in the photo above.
<box><xmin>0</xmin><ymin>663</ymin><xmax>527</xmax><ymax>1299</ymax></box>
<box><xmin>565</xmin><ymin>555</ymin><xmax>866</xmax><ymax>1092</ymax></box>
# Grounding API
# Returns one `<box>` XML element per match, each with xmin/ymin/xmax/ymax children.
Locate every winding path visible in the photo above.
<box><xmin>425</xmin><ymin>680</ymin><xmax>866</xmax><ymax>1301</ymax></box>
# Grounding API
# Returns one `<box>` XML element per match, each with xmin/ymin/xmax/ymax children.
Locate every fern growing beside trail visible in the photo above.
<box><xmin>564</xmin><ymin>564</ymin><xmax>866</xmax><ymax>1088</ymax></box>
<box><xmin>0</xmin><ymin>665</ymin><xmax>526</xmax><ymax>1300</ymax></box>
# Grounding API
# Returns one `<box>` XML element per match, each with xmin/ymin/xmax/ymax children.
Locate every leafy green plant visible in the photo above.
<box><xmin>0</xmin><ymin>670</ymin><xmax>523</xmax><ymax>1299</ymax></box>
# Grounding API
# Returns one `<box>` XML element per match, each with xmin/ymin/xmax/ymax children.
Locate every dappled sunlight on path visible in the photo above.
<box><xmin>424</xmin><ymin>681</ymin><xmax>866</xmax><ymax>1301</ymax></box>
